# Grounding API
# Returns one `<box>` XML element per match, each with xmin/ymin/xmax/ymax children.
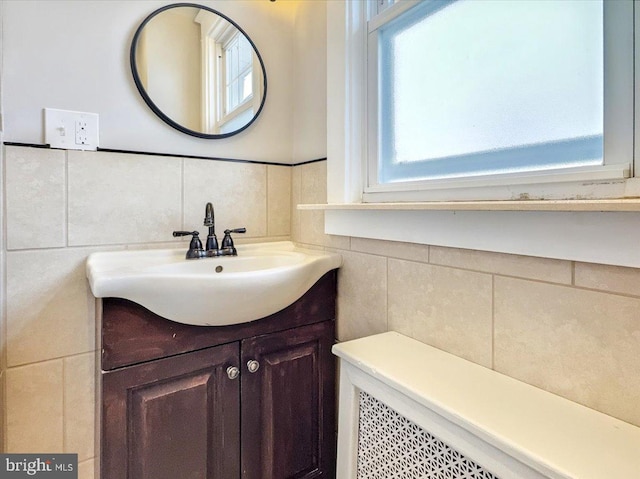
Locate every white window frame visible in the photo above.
<box><xmin>368</xmin><ymin>0</ymin><xmax>632</xmax><ymax>202</ymax></box>
<box><xmin>196</xmin><ymin>14</ymin><xmax>255</xmax><ymax>134</ymax></box>
<box><xmin>324</xmin><ymin>0</ymin><xmax>640</xmax><ymax>268</ymax></box>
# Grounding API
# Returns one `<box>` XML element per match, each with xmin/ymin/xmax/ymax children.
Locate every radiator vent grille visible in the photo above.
<box><xmin>357</xmin><ymin>392</ymin><xmax>499</xmax><ymax>479</ymax></box>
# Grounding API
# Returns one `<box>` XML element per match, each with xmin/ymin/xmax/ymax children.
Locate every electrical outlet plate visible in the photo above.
<box><xmin>44</xmin><ymin>108</ymin><xmax>99</xmax><ymax>150</ymax></box>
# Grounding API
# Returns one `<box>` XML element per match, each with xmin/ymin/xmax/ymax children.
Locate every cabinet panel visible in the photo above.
<box><xmin>241</xmin><ymin>321</ymin><xmax>336</xmax><ymax>479</ymax></box>
<box><xmin>101</xmin><ymin>271</ymin><xmax>337</xmax><ymax>370</ymax></box>
<box><xmin>102</xmin><ymin>343</ymin><xmax>240</xmax><ymax>479</ymax></box>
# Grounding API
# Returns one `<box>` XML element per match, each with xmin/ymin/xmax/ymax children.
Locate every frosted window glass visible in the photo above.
<box><xmin>377</xmin><ymin>0</ymin><xmax>603</xmax><ymax>183</ymax></box>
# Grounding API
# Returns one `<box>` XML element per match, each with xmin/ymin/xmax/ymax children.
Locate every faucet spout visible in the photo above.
<box><xmin>204</xmin><ymin>202</ymin><xmax>214</xmax><ymax>228</ymax></box>
<box><xmin>203</xmin><ymin>203</ymin><xmax>218</xmax><ymax>252</ymax></box>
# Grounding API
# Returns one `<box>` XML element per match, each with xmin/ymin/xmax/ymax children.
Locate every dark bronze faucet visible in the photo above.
<box><xmin>173</xmin><ymin>203</ymin><xmax>246</xmax><ymax>259</ymax></box>
<box><xmin>204</xmin><ymin>202</ymin><xmax>219</xmax><ymax>252</ymax></box>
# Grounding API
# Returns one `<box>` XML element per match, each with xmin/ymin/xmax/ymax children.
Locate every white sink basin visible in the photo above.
<box><xmin>86</xmin><ymin>241</ymin><xmax>342</xmax><ymax>326</ymax></box>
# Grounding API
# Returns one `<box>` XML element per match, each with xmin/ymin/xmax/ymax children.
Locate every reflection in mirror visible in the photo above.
<box><xmin>131</xmin><ymin>4</ymin><xmax>267</xmax><ymax>139</ymax></box>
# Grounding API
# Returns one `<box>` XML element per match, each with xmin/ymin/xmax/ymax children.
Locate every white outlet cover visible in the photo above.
<box><xmin>44</xmin><ymin>108</ymin><xmax>99</xmax><ymax>150</ymax></box>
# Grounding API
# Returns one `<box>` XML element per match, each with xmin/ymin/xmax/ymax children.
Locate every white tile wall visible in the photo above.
<box><xmin>430</xmin><ymin>245</ymin><xmax>572</xmax><ymax>284</ymax></box>
<box><xmin>494</xmin><ymin>277</ymin><xmax>640</xmax><ymax>426</ymax></box>
<box><xmin>6</xmin><ymin>360</ymin><xmax>64</xmax><ymax>453</ymax></box>
<box><xmin>1</xmin><ymin>145</ymin><xmax>292</xmax><ymax>474</ymax></box>
<box><xmin>183</xmin><ymin>159</ymin><xmax>267</xmax><ymax>238</ymax></box>
<box><xmin>77</xmin><ymin>459</ymin><xmax>95</xmax><ymax>479</ymax></box>
<box><xmin>574</xmin><ymin>262</ymin><xmax>640</xmax><ymax>297</ymax></box>
<box><xmin>350</xmin><ymin>237</ymin><xmax>430</xmax><ymax>263</ymax></box>
<box><xmin>5</xmin><ymin>147</ymin><xmax>66</xmax><ymax>249</ymax></box>
<box><xmin>388</xmin><ymin>259</ymin><xmax>493</xmax><ymax>368</ymax></box>
<box><xmin>267</xmin><ymin>165</ymin><xmax>291</xmax><ymax>236</ymax></box>
<box><xmin>6</xmin><ymin>248</ymin><xmax>95</xmax><ymax>367</ymax></box>
<box><xmin>335</xmin><ymin>250</ymin><xmax>387</xmax><ymax>342</ymax></box>
<box><xmin>64</xmin><ymin>352</ymin><xmax>96</xmax><ymax>461</ymax></box>
<box><xmin>293</xmin><ymin>159</ymin><xmax>640</xmax><ymax>428</ymax></box>
<box><xmin>68</xmin><ymin>151</ymin><xmax>182</xmax><ymax>246</ymax></box>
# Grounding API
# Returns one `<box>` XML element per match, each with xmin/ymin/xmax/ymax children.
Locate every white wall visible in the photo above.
<box><xmin>292</xmin><ymin>0</ymin><xmax>327</xmax><ymax>162</ymax></box>
<box><xmin>1</xmin><ymin>0</ymin><xmax>298</xmax><ymax>163</ymax></box>
<box><xmin>141</xmin><ymin>8</ymin><xmax>201</xmax><ymax>133</ymax></box>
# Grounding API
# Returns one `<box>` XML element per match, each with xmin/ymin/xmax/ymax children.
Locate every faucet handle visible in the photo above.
<box><xmin>225</xmin><ymin>228</ymin><xmax>247</xmax><ymax>235</ymax></box>
<box><xmin>172</xmin><ymin>230</ymin><xmax>204</xmax><ymax>259</ymax></box>
<box><xmin>222</xmin><ymin>228</ymin><xmax>246</xmax><ymax>246</ymax></box>
<box><xmin>221</xmin><ymin>228</ymin><xmax>246</xmax><ymax>255</ymax></box>
<box><xmin>173</xmin><ymin>230</ymin><xmax>201</xmax><ymax>243</ymax></box>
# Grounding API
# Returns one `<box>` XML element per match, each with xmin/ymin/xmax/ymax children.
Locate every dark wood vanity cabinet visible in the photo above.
<box><xmin>102</xmin><ymin>343</ymin><xmax>241</xmax><ymax>479</ymax></box>
<box><xmin>241</xmin><ymin>322</ymin><xmax>335</xmax><ymax>479</ymax></box>
<box><xmin>99</xmin><ymin>271</ymin><xmax>337</xmax><ymax>479</ymax></box>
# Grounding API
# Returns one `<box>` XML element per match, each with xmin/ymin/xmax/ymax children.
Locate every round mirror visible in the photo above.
<box><xmin>131</xmin><ymin>3</ymin><xmax>267</xmax><ymax>139</ymax></box>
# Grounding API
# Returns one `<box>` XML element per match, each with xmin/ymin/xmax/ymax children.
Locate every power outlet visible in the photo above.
<box><xmin>44</xmin><ymin>108</ymin><xmax>99</xmax><ymax>150</ymax></box>
<box><xmin>75</xmin><ymin>120</ymin><xmax>89</xmax><ymax>145</ymax></box>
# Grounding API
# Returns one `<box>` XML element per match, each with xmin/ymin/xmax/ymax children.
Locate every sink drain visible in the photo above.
<box><xmin>215</xmin><ymin>265</ymin><xmax>223</xmax><ymax>273</ymax></box>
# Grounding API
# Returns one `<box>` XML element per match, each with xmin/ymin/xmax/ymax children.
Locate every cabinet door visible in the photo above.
<box><xmin>102</xmin><ymin>342</ymin><xmax>240</xmax><ymax>479</ymax></box>
<box><xmin>241</xmin><ymin>321</ymin><xmax>336</xmax><ymax>479</ymax></box>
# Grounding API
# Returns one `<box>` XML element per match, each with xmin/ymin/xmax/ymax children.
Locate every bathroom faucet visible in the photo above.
<box><xmin>173</xmin><ymin>203</ymin><xmax>246</xmax><ymax>259</ymax></box>
<box><xmin>204</xmin><ymin>202</ymin><xmax>219</xmax><ymax>252</ymax></box>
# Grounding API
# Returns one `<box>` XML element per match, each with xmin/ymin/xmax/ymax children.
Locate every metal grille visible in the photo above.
<box><xmin>357</xmin><ymin>392</ymin><xmax>499</xmax><ymax>479</ymax></box>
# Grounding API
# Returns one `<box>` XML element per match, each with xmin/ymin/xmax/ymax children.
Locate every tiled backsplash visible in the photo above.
<box><xmin>1</xmin><ymin>145</ymin><xmax>292</xmax><ymax>477</ymax></box>
<box><xmin>292</xmin><ymin>160</ymin><xmax>640</xmax><ymax>429</ymax></box>
<box><xmin>6</xmin><ymin>147</ymin><xmax>291</xmax><ymax>250</ymax></box>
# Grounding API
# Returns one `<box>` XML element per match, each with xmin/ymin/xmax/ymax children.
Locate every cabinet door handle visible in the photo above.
<box><xmin>247</xmin><ymin>360</ymin><xmax>260</xmax><ymax>373</ymax></box>
<box><xmin>226</xmin><ymin>366</ymin><xmax>240</xmax><ymax>380</ymax></box>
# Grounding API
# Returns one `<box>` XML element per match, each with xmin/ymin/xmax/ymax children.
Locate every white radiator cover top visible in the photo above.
<box><xmin>333</xmin><ymin>332</ymin><xmax>640</xmax><ymax>479</ymax></box>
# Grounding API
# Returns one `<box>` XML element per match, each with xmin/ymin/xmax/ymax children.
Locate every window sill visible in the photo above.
<box><xmin>297</xmin><ymin>198</ymin><xmax>640</xmax><ymax>212</ymax></box>
<box><xmin>298</xmin><ymin>200</ymin><xmax>640</xmax><ymax>268</ymax></box>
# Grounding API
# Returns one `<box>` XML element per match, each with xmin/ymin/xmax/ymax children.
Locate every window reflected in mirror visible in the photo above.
<box><xmin>131</xmin><ymin>4</ymin><xmax>267</xmax><ymax>139</ymax></box>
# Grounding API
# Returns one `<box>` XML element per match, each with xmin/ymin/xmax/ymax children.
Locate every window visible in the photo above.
<box><xmin>362</xmin><ymin>0</ymin><xmax>633</xmax><ymax>202</ymax></box>
<box><xmin>323</xmin><ymin>0</ymin><xmax>639</xmax><ymax>268</ymax></box>
<box><xmin>196</xmin><ymin>12</ymin><xmax>257</xmax><ymax>135</ymax></box>
<box><xmin>223</xmin><ymin>33</ymin><xmax>254</xmax><ymax>118</ymax></box>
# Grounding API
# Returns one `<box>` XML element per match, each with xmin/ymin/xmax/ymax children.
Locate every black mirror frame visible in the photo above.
<box><xmin>130</xmin><ymin>2</ymin><xmax>268</xmax><ymax>139</ymax></box>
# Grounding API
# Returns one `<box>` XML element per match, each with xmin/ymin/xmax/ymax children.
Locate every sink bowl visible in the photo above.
<box><xmin>86</xmin><ymin>241</ymin><xmax>342</xmax><ymax>326</ymax></box>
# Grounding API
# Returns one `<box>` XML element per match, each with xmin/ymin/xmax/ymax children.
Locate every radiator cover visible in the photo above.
<box><xmin>334</xmin><ymin>332</ymin><xmax>640</xmax><ymax>479</ymax></box>
<box><xmin>357</xmin><ymin>392</ymin><xmax>498</xmax><ymax>479</ymax></box>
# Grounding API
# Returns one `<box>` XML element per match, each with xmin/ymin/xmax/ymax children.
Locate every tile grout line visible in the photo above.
<box><xmin>5</xmin><ymin>350</ymin><xmax>95</xmax><ymax>371</ymax></box>
<box><xmin>61</xmin><ymin>357</ymin><xmax>66</xmax><ymax>454</ymax></box>
<box><xmin>65</xmin><ymin>150</ymin><xmax>69</xmax><ymax>248</ymax></box>
<box><xmin>491</xmin><ymin>274</ymin><xmax>496</xmax><ymax>370</ymax></box>
<box><xmin>385</xmin><ymin>255</ymin><xmax>390</xmax><ymax>333</ymax></box>
<box><xmin>181</xmin><ymin>159</ymin><xmax>185</xmax><ymax>230</ymax></box>
<box><xmin>296</xmin><ymin>165</ymin><xmax>302</xmax><ymax>243</ymax></box>
<box><xmin>290</xmin><ymin>166</ymin><xmax>295</xmax><ymax>242</ymax></box>
<box><xmin>265</xmin><ymin>165</ymin><xmax>270</xmax><ymax>237</ymax></box>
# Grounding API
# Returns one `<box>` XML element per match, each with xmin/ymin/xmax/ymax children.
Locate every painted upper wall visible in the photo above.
<box><xmin>1</xmin><ymin>0</ymin><xmax>318</xmax><ymax>164</ymax></box>
<box><xmin>292</xmin><ymin>0</ymin><xmax>327</xmax><ymax>163</ymax></box>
